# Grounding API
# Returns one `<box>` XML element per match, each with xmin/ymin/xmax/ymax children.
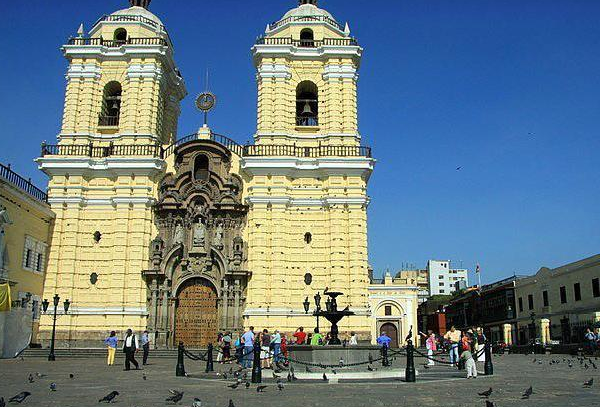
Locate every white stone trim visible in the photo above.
<box><xmin>257</xmin><ymin>64</ymin><xmax>291</xmax><ymax>80</ymax></box>
<box><xmin>127</xmin><ymin>63</ymin><xmax>163</xmax><ymax>80</ymax></box>
<box><xmin>243</xmin><ymin>307</ymin><xmax>370</xmax><ymax>317</ymax></box>
<box><xmin>65</xmin><ymin>306</ymin><xmax>148</xmax><ymax>316</ymax></box>
<box><xmin>255</xmin><ymin>132</ymin><xmax>362</xmax><ymax>141</ymax></box>
<box><xmin>66</xmin><ymin>64</ymin><xmax>101</xmax><ymax>80</ymax></box>
<box><xmin>322</xmin><ymin>64</ymin><xmax>359</xmax><ymax>81</ymax></box>
<box><xmin>36</xmin><ymin>157</ymin><xmax>166</xmax><ymax>177</ymax></box>
<box><xmin>58</xmin><ymin>132</ymin><xmax>163</xmax><ymax>142</ymax></box>
<box><xmin>241</xmin><ymin>156</ymin><xmax>375</xmax><ymax>178</ymax></box>
<box><xmin>252</xmin><ymin>44</ymin><xmax>363</xmax><ymax>65</ymax></box>
<box><xmin>47</xmin><ymin>196</ymin><xmax>156</xmax><ymax>207</ymax></box>
<box><xmin>245</xmin><ymin>196</ymin><xmax>370</xmax><ymax>208</ymax></box>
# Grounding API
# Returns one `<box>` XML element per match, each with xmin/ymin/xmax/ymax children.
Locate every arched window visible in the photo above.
<box><xmin>194</xmin><ymin>154</ymin><xmax>209</xmax><ymax>181</ymax></box>
<box><xmin>300</xmin><ymin>29</ymin><xmax>314</xmax><ymax>47</ymax></box>
<box><xmin>114</xmin><ymin>28</ymin><xmax>127</xmax><ymax>43</ymax></box>
<box><xmin>296</xmin><ymin>81</ymin><xmax>318</xmax><ymax>126</ymax></box>
<box><xmin>99</xmin><ymin>81</ymin><xmax>122</xmax><ymax>126</ymax></box>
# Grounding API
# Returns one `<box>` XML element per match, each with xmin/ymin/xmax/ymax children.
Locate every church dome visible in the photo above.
<box><xmin>110</xmin><ymin>5</ymin><xmax>164</xmax><ymax>28</ymax></box>
<box><xmin>281</xmin><ymin>2</ymin><xmax>336</xmax><ymax>22</ymax></box>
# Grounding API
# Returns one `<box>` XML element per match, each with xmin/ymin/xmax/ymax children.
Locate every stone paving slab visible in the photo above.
<box><xmin>0</xmin><ymin>353</ymin><xmax>598</xmax><ymax>406</ymax></box>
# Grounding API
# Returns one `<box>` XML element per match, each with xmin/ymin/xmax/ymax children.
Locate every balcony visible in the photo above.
<box><xmin>268</xmin><ymin>15</ymin><xmax>345</xmax><ymax>31</ymax></box>
<box><xmin>98</xmin><ymin>115</ymin><xmax>119</xmax><ymax>127</ymax></box>
<box><xmin>67</xmin><ymin>37</ymin><xmax>168</xmax><ymax>47</ymax></box>
<box><xmin>255</xmin><ymin>37</ymin><xmax>358</xmax><ymax>48</ymax></box>
<box><xmin>0</xmin><ymin>162</ymin><xmax>48</xmax><ymax>203</ymax></box>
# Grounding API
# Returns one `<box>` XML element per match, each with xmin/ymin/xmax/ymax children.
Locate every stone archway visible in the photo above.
<box><xmin>174</xmin><ymin>277</ymin><xmax>218</xmax><ymax>348</ymax></box>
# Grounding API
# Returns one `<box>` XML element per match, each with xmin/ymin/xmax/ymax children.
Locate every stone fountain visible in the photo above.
<box><xmin>314</xmin><ymin>291</ymin><xmax>354</xmax><ymax>345</ymax></box>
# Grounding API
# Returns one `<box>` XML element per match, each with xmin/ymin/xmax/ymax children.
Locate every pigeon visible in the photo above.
<box><xmin>98</xmin><ymin>391</ymin><xmax>119</xmax><ymax>403</ymax></box>
<box><xmin>322</xmin><ymin>373</ymin><xmax>328</xmax><ymax>381</ymax></box>
<box><xmin>277</xmin><ymin>380</ymin><xmax>284</xmax><ymax>391</ymax></box>
<box><xmin>405</xmin><ymin>326</ymin><xmax>413</xmax><ymax>342</ymax></box>
<box><xmin>27</xmin><ymin>374</ymin><xmax>34</xmax><ymax>383</ymax></box>
<box><xmin>583</xmin><ymin>378</ymin><xmax>594</xmax><ymax>387</ymax></box>
<box><xmin>478</xmin><ymin>388</ymin><xmax>493</xmax><ymax>398</ymax></box>
<box><xmin>228</xmin><ymin>400</ymin><xmax>235</xmax><ymax>407</ymax></box>
<box><xmin>0</xmin><ymin>397</ymin><xmax>4</xmax><ymax>407</ymax></box>
<box><xmin>339</xmin><ymin>358</ymin><xmax>345</xmax><ymax>367</ymax></box>
<box><xmin>256</xmin><ymin>385</ymin><xmax>267</xmax><ymax>393</ymax></box>
<box><xmin>245</xmin><ymin>382</ymin><xmax>251</xmax><ymax>389</ymax></box>
<box><xmin>192</xmin><ymin>398</ymin><xmax>202</xmax><ymax>407</ymax></box>
<box><xmin>228</xmin><ymin>383</ymin><xmax>239</xmax><ymax>390</ymax></box>
<box><xmin>9</xmin><ymin>392</ymin><xmax>31</xmax><ymax>404</ymax></box>
<box><xmin>35</xmin><ymin>372</ymin><xmax>46</xmax><ymax>378</ymax></box>
<box><xmin>367</xmin><ymin>365</ymin><xmax>375</xmax><ymax>372</ymax></box>
<box><xmin>272</xmin><ymin>371</ymin><xmax>281</xmax><ymax>379</ymax></box>
<box><xmin>485</xmin><ymin>401</ymin><xmax>495</xmax><ymax>407</ymax></box>
<box><xmin>522</xmin><ymin>386</ymin><xmax>533</xmax><ymax>399</ymax></box>
<box><xmin>456</xmin><ymin>166</ymin><xmax>462</xmax><ymax>171</ymax></box>
<box><xmin>305</xmin><ymin>366</ymin><xmax>312</xmax><ymax>373</ymax></box>
<box><xmin>50</xmin><ymin>382</ymin><xmax>57</xmax><ymax>391</ymax></box>
<box><xmin>332</xmin><ymin>370</ymin><xmax>337</xmax><ymax>375</ymax></box>
<box><xmin>166</xmin><ymin>390</ymin><xmax>184</xmax><ymax>404</ymax></box>
<box><xmin>69</xmin><ymin>374</ymin><xmax>74</xmax><ymax>379</ymax></box>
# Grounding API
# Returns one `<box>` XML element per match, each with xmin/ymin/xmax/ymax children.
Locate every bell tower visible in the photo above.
<box><xmin>37</xmin><ymin>0</ymin><xmax>186</xmax><ymax>345</ymax></box>
<box><xmin>243</xmin><ymin>1</ymin><xmax>374</xmax><ymax>339</ymax></box>
<box><xmin>253</xmin><ymin>0</ymin><xmax>361</xmax><ymax>147</ymax></box>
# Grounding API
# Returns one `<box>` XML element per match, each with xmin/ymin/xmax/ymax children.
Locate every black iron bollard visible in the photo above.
<box><xmin>484</xmin><ymin>341</ymin><xmax>494</xmax><ymax>375</ymax></box>
<box><xmin>176</xmin><ymin>342</ymin><xmax>186</xmax><ymax>377</ymax></box>
<box><xmin>205</xmin><ymin>343</ymin><xmax>215</xmax><ymax>373</ymax></box>
<box><xmin>251</xmin><ymin>341</ymin><xmax>262</xmax><ymax>383</ymax></box>
<box><xmin>405</xmin><ymin>339</ymin><xmax>416</xmax><ymax>382</ymax></box>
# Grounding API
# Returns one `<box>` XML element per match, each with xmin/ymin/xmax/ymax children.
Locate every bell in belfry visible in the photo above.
<box><xmin>302</xmin><ymin>101</ymin><xmax>313</xmax><ymax>115</ymax></box>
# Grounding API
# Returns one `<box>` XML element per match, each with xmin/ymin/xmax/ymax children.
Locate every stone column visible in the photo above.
<box><xmin>540</xmin><ymin>318</ymin><xmax>551</xmax><ymax>344</ymax></box>
<box><xmin>148</xmin><ymin>278</ymin><xmax>157</xmax><ymax>331</ymax></box>
<box><xmin>503</xmin><ymin>323</ymin><xmax>513</xmax><ymax>346</ymax></box>
<box><xmin>161</xmin><ymin>282</ymin><xmax>170</xmax><ymax>346</ymax></box>
<box><xmin>233</xmin><ymin>280</ymin><xmax>241</xmax><ymax>330</ymax></box>
<box><xmin>221</xmin><ymin>279</ymin><xmax>229</xmax><ymax>330</ymax></box>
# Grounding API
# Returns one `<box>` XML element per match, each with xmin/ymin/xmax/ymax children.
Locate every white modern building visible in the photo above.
<box><xmin>427</xmin><ymin>260</ymin><xmax>469</xmax><ymax>296</ymax></box>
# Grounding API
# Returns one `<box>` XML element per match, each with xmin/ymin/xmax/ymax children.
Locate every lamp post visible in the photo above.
<box><xmin>42</xmin><ymin>294</ymin><xmax>70</xmax><ymax>361</ymax></box>
<box><xmin>303</xmin><ymin>297</ymin><xmax>310</xmax><ymax>314</ymax></box>
<box><xmin>313</xmin><ymin>292</ymin><xmax>321</xmax><ymax>332</ymax></box>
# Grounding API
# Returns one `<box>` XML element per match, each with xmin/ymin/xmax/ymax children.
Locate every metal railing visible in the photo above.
<box><xmin>41</xmin><ymin>134</ymin><xmax>372</xmax><ymax>160</ymax></box>
<box><xmin>67</xmin><ymin>37</ymin><xmax>168</xmax><ymax>47</ymax></box>
<box><xmin>0</xmin><ymin>163</ymin><xmax>48</xmax><ymax>203</ymax></box>
<box><xmin>98</xmin><ymin>115</ymin><xmax>119</xmax><ymax>127</ymax></box>
<box><xmin>93</xmin><ymin>14</ymin><xmax>166</xmax><ymax>31</ymax></box>
<box><xmin>256</xmin><ymin>36</ymin><xmax>358</xmax><ymax>48</ymax></box>
<box><xmin>268</xmin><ymin>15</ymin><xmax>345</xmax><ymax>31</ymax></box>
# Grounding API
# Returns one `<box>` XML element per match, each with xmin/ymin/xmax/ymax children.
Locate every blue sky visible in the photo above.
<box><xmin>1</xmin><ymin>0</ymin><xmax>599</xmax><ymax>283</ymax></box>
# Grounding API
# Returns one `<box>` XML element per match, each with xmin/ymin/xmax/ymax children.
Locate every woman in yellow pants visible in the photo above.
<box><xmin>104</xmin><ymin>331</ymin><xmax>118</xmax><ymax>366</ymax></box>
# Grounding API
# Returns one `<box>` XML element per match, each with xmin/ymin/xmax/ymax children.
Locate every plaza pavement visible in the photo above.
<box><xmin>0</xmin><ymin>352</ymin><xmax>598</xmax><ymax>406</ymax></box>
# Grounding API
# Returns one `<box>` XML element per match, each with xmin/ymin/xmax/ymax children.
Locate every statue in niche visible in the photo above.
<box><xmin>193</xmin><ymin>220</ymin><xmax>206</xmax><ymax>247</ymax></box>
<box><xmin>214</xmin><ymin>222</ymin><xmax>224</xmax><ymax>248</ymax></box>
<box><xmin>173</xmin><ymin>223</ymin><xmax>184</xmax><ymax>245</ymax></box>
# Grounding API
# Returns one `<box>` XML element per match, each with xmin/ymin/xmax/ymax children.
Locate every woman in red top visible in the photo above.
<box><xmin>293</xmin><ymin>327</ymin><xmax>307</xmax><ymax>344</ymax></box>
<box><xmin>280</xmin><ymin>334</ymin><xmax>288</xmax><ymax>365</ymax></box>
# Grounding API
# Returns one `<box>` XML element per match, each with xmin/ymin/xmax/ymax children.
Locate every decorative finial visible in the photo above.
<box><xmin>344</xmin><ymin>22</ymin><xmax>350</xmax><ymax>36</ymax></box>
<box><xmin>129</xmin><ymin>0</ymin><xmax>151</xmax><ymax>9</ymax></box>
<box><xmin>77</xmin><ymin>23</ymin><xmax>85</xmax><ymax>38</ymax></box>
<box><xmin>299</xmin><ymin>0</ymin><xmax>318</xmax><ymax>6</ymax></box>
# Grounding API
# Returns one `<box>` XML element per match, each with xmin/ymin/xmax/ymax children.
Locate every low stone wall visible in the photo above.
<box><xmin>287</xmin><ymin>345</ymin><xmax>383</xmax><ymax>369</ymax></box>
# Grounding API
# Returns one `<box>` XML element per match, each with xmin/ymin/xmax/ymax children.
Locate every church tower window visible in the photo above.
<box><xmin>113</xmin><ymin>28</ymin><xmax>127</xmax><ymax>43</ymax></box>
<box><xmin>99</xmin><ymin>81</ymin><xmax>122</xmax><ymax>127</ymax></box>
<box><xmin>299</xmin><ymin>28</ymin><xmax>314</xmax><ymax>47</ymax></box>
<box><xmin>296</xmin><ymin>81</ymin><xmax>318</xmax><ymax>126</ymax></box>
<box><xmin>193</xmin><ymin>154</ymin><xmax>210</xmax><ymax>181</ymax></box>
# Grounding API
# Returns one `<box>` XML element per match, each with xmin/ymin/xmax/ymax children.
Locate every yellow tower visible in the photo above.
<box><xmin>37</xmin><ymin>0</ymin><xmax>186</xmax><ymax>345</ymax></box>
<box><xmin>243</xmin><ymin>0</ymin><xmax>375</xmax><ymax>338</ymax></box>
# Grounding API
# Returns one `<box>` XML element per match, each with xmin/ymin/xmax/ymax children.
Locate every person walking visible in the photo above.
<box><xmin>292</xmin><ymin>327</ymin><xmax>307</xmax><ymax>345</ymax></box>
<box><xmin>234</xmin><ymin>331</ymin><xmax>244</xmax><ymax>364</ymax></box>
<box><xmin>419</xmin><ymin>330</ymin><xmax>437</xmax><ymax>366</ymax></box>
<box><xmin>123</xmin><ymin>329</ymin><xmax>140</xmax><ymax>371</ymax></box>
<box><xmin>444</xmin><ymin>326</ymin><xmax>461</xmax><ymax>366</ymax></box>
<box><xmin>349</xmin><ymin>332</ymin><xmax>358</xmax><ymax>346</ymax></box>
<box><xmin>140</xmin><ymin>330</ymin><xmax>150</xmax><ymax>366</ymax></box>
<box><xmin>584</xmin><ymin>328</ymin><xmax>596</xmax><ymax>354</ymax></box>
<box><xmin>260</xmin><ymin>329</ymin><xmax>271</xmax><ymax>369</ymax></box>
<box><xmin>461</xmin><ymin>348</ymin><xmax>477</xmax><ymax>379</ymax></box>
<box><xmin>222</xmin><ymin>332</ymin><xmax>232</xmax><ymax>363</ymax></box>
<box><xmin>476</xmin><ymin>327</ymin><xmax>486</xmax><ymax>362</ymax></box>
<box><xmin>272</xmin><ymin>330</ymin><xmax>282</xmax><ymax>367</ymax></box>
<box><xmin>241</xmin><ymin>326</ymin><xmax>255</xmax><ymax>369</ymax></box>
<box><xmin>104</xmin><ymin>331</ymin><xmax>118</xmax><ymax>366</ymax></box>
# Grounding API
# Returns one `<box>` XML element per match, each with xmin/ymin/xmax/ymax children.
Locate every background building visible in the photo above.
<box><xmin>427</xmin><ymin>260</ymin><xmax>469</xmax><ymax>296</ymax></box>
<box><xmin>395</xmin><ymin>268</ymin><xmax>429</xmax><ymax>303</ymax></box>
<box><xmin>369</xmin><ymin>271</ymin><xmax>418</xmax><ymax>347</ymax></box>
<box><xmin>514</xmin><ymin>254</ymin><xmax>600</xmax><ymax>346</ymax></box>
<box><xmin>0</xmin><ymin>163</ymin><xmax>54</xmax><ymax>356</ymax></box>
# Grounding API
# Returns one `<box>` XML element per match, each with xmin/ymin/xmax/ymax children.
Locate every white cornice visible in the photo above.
<box><xmin>127</xmin><ymin>63</ymin><xmax>163</xmax><ymax>80</ymax></box>
<box><xmin>58</xmin><ymin>132</ymin><xmax>163</xmax><ymax>142</ymax></box>
<box><xmin>322</xmin><ymin>64</ymin><xmax>359</xmax><ymax>81</ymax></box>
<box><xmin>36</xmin><ymin>156</ymin><xmax>166</xmax><ymax>177</ymax></box>
<box><xmin>66</xmin><ymin>306</ymin><xmax>148</xmax><ymax>316</ymax></box>
<box><xmin>240</xmin><ymin>156</ymin><xmax>375</xmax><ymax>179</ymax></box>
<box><xmin>257</xmin><ymin>63</ymin><xmax>292</xmax><ymax>80</ymax></box>
<box><xmin>254</xmin><ymin>132</ymin><xmax>362</xmax><ymax>142</ymax></box>
<box><xmin>47</xmin><ymin>196</ymin><xmax>155</xmax><ymax>208</ymax></box>
<box><xmin>66</xmin><ymin>64</ymin><xmax>101</xmax><ymax>80</ymax></box>
<box><xmin>252</xmin><ymin>44</ymin><xmax>363</xmax><ymax>66</ymax></box>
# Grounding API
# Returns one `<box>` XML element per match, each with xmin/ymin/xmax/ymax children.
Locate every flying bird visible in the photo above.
<box><xmin>583</xmin><ymin>378</ymin><xmax>594</xmax><ymax>387</ymax></box>
<box><xmin>478</xmin><ymin>388</ymin><xmax>493</xmax><ymax>398</ymax></box>
<box><xmin>9</xmin><ymin>392</ymin><xmax>31</xmax><ymax>404</ymax></box>
<box><xmin>522</xmin><ymin>386</ymin><xmax>533</xmax><ymax>399</ymax></box>
<box><xmin>166</xmin><ymin>390</ymin><xmax>184</xmax><ymax>404</ymax></box>
<box><xmin>49</xmin><ymin>383</ymin><xmax>57</xmax><ymax>391</ymax></box>
<box><xmin>98</xmin><ymin>391</ymin><xmax>119</xmax><ymax>403</ymax></box>
<box><xmin>456</xmin><ymin>166</ymin><xmax>462</xmax><ymax>171</ymax></box>
<box><xmin>256</xmin><ymin>385</ymin><xmax>267</xmax><ymax>393</ymax></box>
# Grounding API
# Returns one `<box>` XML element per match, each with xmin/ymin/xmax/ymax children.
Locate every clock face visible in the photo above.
<box><xmin>195</xmin><ymin>92</ymin><xmax>216</xmax><ymax>112</ymax></box>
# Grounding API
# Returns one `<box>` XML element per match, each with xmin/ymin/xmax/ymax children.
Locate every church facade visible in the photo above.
<box><xmin>38</xmin><ymin>0</ymin><xmax>375</xmax><ymax>347</ymax></box>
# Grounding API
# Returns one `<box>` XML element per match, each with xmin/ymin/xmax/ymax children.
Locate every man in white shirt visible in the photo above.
<box><xmin>123</xmin><ymin>328</ymin><xmax>140</xmax><ymax>370</ymax></box>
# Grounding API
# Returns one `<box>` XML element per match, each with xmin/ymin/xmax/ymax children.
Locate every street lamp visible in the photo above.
<box><xmin>42</xmin><ymin>294</ymin><xmax>70</xmax><ymax>361</ymax></box>
<box><xmin>313</xmin><ymin>292</ymin><xmax>322</xmax><ymax>332</ymax></box>
<box><xmin>303</xmin><ymin>297</ymin><xmax>310</xmax><ymax>314</ymax></box>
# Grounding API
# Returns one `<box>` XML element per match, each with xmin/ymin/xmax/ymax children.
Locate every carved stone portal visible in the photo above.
<box><xmin>143</xmin><ymin>140</ymin><xmax>249</xmax><ymax>348</ymax></box>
